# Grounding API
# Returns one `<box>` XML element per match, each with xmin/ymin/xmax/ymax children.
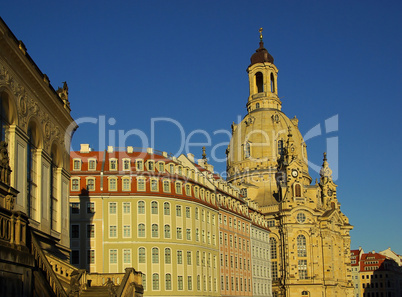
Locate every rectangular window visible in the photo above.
<box><xmin>87</xmin><ymin>202</ymin><xmax>95</xmax><ymax>213</ymax></box>
<box><xmin>109</xmin><ymin>202</ymin><xmax>117</xmax><ymax>214</ymax></box>
<box><xmin>71</xmin><ymin>225</ymin><xmax>79</xmax><ymax>238</ymax></box>
<box><xmin>177</xmin><ymin>251</ymin><xmax>183</xmax><ymax>264</ymax></box>
<box><xmin>151</xmin><ymin>179</ymin><xmax>158</xmax><ymax>191</ymax></box>
<box><xmin>87</xmin><ymin>179</ymin><xmax>95</xmax><ymax>191</ymax></box>
<box><xmin>73</xmin><ymin>159</ymin><xmax>81</xmax><ymax>170</ymax></box>
<box><xmin>123</xmin><ymin>225</ymin><xmax>131</xmax><ymax>237</ymax></box>
<box><xmin>178</xmin><ymin>276</ymin><xmax>183</xmax><ymax>290</ymax></box>
<box><xmin>137</xmin><ymin>178</ymin><xmax>145</xmax><ymax>191</ymax></box>
<box><xmin>109</xmin><ymin>225</ymin><xmax>117</xmax><ymax>238</ymax></box>
<box><xmin>138</xmin><ymin>201</ymin><xmax>145</xmax><ymax>214</ymax></box>
<box><xmin>176</xmin><ymin>205</ymin><xmax>182</xmax><ymax>216</ymax></box>
<box><xmin>109</xmin><ymin>178</ymin><xmax>117</xmax><ymax>191</ymax></box>
<box><xmin>186</xmin><ymin>229</ymin><xmax>191</xmax><ymax>240</ymax></box>
<box><xmin>186</xmin><ymin>206</ymin><xmax>190</xmax><ymax>218</ymax></box>
<box><xmin>123</xmin><ymin>159</ymin><xmax>130</xmax><ymax>170</ymax></box>
<box><xmin>123</xmin><ymin>249</ymin><xmax>131</xmax><ymax>263</ymax></box>
<box><xmin>122</xmin><ymin>178</ymin><xmax>130</xmax><ymax>191</ymax></box>
<box><xmin>298</xmin><ymin>259</ymin><xmax>307</xmax><ymax>279</ymax></box>
<box><xmin>72</xmin><ymin>179</ymin><xmax>79</xmax><ymax>191</ymax></box>
<box><xmin>87</xmin><ymin>249</ymin><xmax>95</xmax><ymax>264</ymax></box>
<box><xmin>110</xmin><ymin>249</ymin><xmax>117</xmax><ymax>264</ymax></box>
<box><xmin>87</xmin><ymin>224</ymin><xmax>95</xmax><ymax>238</ymax></box>
<box><xmin>148</xmin><ymin>161</ymin><xmax>154</xmax><ymax>171</ymax></box>
<box><xmin>163</xmin><ymin>180</ymin><xmax>170</xmax><ymax>192</ymax></box>
<box><xmin>187</xmin><ymin>251</ymin><xmax>192</xmax><ymax>265</ymax></box>
<box><xmin>88</xmin><ymin>159</ymin><xmax>96</xmax><ymax>170</ymax></box>
<box><xmin>109</xmin><ymin>159</ymin><xmax>117</xmax><ymax>170</ymax></box>
<box><xmin>136</xmin><ymin>160</ymin><xmax>144</xmax><ymax>171</ymax></box>
<box><xmin>71</xmin><ymin>250</ymin><xmax>79</xmax><ymax>265</ymax></box>
<box><xmin>123</xmin><ymin>202</ymin><xmax>130</xmax><ymax>214</ymax></box>
<box><xmin>175</xmin><ymin>182</ymin><xmax>182</xmax><ymax>194</ymax></box>
<box><xmin>71</xmin><ymin>202</ymin><xmax>80</xmax><ymax>214</ymax></box>
<box><xmin>188</xmin><ymin>276</ymin><xmax>192</xmax><ymax>291</ymax></box>
<box><xmin>158</xmin><ymin>162</ymin><xmax>164</xmax><ymax>172</ymax></box>
<box><xmin>177</xmin><ymin>227</ymin><xmax>182</xmax><ymax>239</ymax></box>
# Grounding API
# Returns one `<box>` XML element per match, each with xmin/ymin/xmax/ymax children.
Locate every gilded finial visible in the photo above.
<box><xmin>259</xmin><ymin>28</ymin><xmax>263</xmax><ymax>41</ymax></box>
<box><xmin>202</xmin><ymin>146</ymin><xmax>207</xmax><ymax>160</ymax></box>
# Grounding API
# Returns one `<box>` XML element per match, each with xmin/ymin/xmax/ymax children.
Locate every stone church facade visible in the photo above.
<box><xmin>226</xmin><ymin>31</ymin><xmax>354</xmax><ymax>297</ymax></box>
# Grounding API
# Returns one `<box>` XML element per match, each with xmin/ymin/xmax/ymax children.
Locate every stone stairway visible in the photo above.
<box><xmin>80</xmin><ymin>286</ymin><xmax>116</xmax><ymax>297</ymax></box>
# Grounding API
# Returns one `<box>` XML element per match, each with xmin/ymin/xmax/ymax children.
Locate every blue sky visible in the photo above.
<box><xmin>3</xmin><ymin>0</ymin><xmax>402</xmax><ymax>254</ymax></box>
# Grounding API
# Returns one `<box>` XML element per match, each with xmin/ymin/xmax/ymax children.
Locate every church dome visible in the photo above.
<box><xmin>250</xmin><ymin>41</ymin><xmax>274</xmax><ymax>66</ymax></box>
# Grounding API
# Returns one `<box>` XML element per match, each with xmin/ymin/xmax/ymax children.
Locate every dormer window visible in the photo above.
<box><xmin>158</xmin><ymin>162</ymin><xmax>165</xmax><ymax>172</ymax></box>
<box><xmin>88</xmin><ymin>159</ymin><xmax>96</xmax><ymax>170</ymax></box>
<box><xmin>109</xmin><ymin>159</ymin><xmax>117</xmax><ymax>171</ymax></box>
<box><xmin>147</xmin><ymin>160</ymin><xmax>155</xmax><ymax>171</ymax></box>
<box><xmin>123</xmin><ymin>159</ymin><xmax>130</xmax><ymax>171</ymax></box>
<box><xmin>255</xmin><ymin>72</ymin><xmax>263</xmax><ymax>93</ymax></box>
<box><xmin>73</xmin><ymin>159</ymin><xmax>81</xmax><ymax>170</ymax></box>
<box><xmin>136</xmin><ymin>159</ymin><xmax>144</xmax><ymax>171</ymax></box>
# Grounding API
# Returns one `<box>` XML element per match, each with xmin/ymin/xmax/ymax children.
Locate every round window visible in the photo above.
<box><xmin>297</xmin><ymin>212</ymin><xmax>306</xmax><ymax>223</ymax></box>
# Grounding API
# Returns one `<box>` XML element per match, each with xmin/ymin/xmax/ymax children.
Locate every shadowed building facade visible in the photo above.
<box><xmin>226</xmin><ymin>30</ymin><xmax>354</xmax><ymax>297</ymax></box>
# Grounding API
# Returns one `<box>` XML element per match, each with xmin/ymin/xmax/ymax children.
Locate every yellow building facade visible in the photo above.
<box><xmin>226</xmin><ymin>32</ymin><xmax>354</xmax><ymax>297</ymax></box>
<box><xmin>70</xmin><ymin>146</ymin><xmax>271</xmax><ymax>296</ymax></box>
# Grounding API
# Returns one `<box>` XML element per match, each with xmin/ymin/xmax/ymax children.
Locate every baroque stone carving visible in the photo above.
<box><xmin>0</xmin><ymin>141</ymin><xmax>11</xmax><ymax>186</ymax></box>
<box><xmin>0</xmin><ymin>63</ymin><xmax>65</xmax><ymax>151</ymax></box>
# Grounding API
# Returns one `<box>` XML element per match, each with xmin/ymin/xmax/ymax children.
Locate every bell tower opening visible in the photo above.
<box><xmin>270</xmin><ymin>72</ymin><xmax>275</xmax><ymax>93</ymax></box>
<box><xmin>255</xmin><ymin>72</ymin><xmax>264</xmax><ymax>93</ymax></box>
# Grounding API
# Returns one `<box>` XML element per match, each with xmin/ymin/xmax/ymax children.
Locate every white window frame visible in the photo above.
<box><xmin>109</xmin><ymin>158</ymin><xmax>118</xmax><ymax>171</ymax></box>
<box><xmin>108</xmin><ymin>177</ymin><xmax>118</xmax><ymax>191</ymax></box>
<box><xmin>73</xmin><ymin>158</ymin><xmax>81</xmax><ymax>171</ymax></box>
<box><xmin>88</xmin><ymin>158</ymin><xmax>97</xmax><ymax>171</ymax></box>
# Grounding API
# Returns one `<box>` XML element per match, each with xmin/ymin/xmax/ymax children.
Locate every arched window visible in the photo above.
<box><xmin>295</xmin><ymin>183</ymin><xmax>302</xmax><ymax>197</ymax></box>
<box><xmin>164</xmin><ymin>224</ymin><xmax>171</xmax><ymax>238</ymax></box>
<box><xmin>151</xmin><ymin>201</ymin><xmax>158</xmax><ymax>214</ymax></box>
<box><xmin>152</xmin><ymin>247</ymin><xmax>159</xmax><ymax>263</ymax></box>
<box><xmin>270</xmin><ymin>73</ymin><xmax>275</xmax><ymax>93</ymax></box>
<box><xmin>138</xmin><ymin>201</ymin><xmax>145</xmax><ymax>214</ymax></box>
<box><xmin>297</xmin><ymin>234</ymin><xmax>307</xmax><ymax>257</ymax></box>
<box><xmin>165</xmin><ymin>248</ymin><xmax>171</xmax><ymax>264</ymax></box>
<box><xmin>255</xmin><ymin>72</ymin><xmax>263</xmax><ymax>93</ymax></box>
<box><xmin>164</xmin><ymin>202</ymin><xmax>170</xmax><ymax>215</ymax></box>
<box><xmin>152</xmin><ymin>273</ymin><xmax>159</xmax><ymax>290</ymax></box>
<box><xmin>165</xmin><ymin>273</ymin><xmax>172</xmax><ymax>290</ymax></box>
<box><xmin>138</xmin><ymin>247</ymin><xmax>145</xmax><ymax>263</ymax></box>
<box><xmin>138</xmin><ymin>224</ymin><xmax>145</xmax><ymax>237</ymax></box>
<box><xmin>302</xmin><ymin>291</ymin><xmax>309</xmax><ymax>296</ymax></box>
<box><xmin>152</xmin><ymin>224</ymin><xmax>158</xmax><ymax>237</ymax></box>
<box><xmin>256</xmin><ymin>103</ymin><xmax>260</xmax><ymax>109</ymax></box>
<box><xmin>244</xmin><ymin>142</ymin><xmax>251</xmax><ymax>158</ymax></box>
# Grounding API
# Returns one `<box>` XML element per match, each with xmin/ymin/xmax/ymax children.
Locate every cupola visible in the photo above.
<box><xmin>246</xmin><ymin>28</ymin><xmax>281</xmax><ymax>112</ymax></box>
